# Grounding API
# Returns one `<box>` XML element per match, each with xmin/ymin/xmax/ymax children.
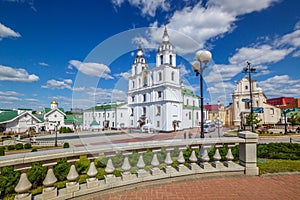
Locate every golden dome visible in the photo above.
<box><xmin>51</xmin><ymin>100</ymin><xmax>58</xmax><ymax>104</ymax></box>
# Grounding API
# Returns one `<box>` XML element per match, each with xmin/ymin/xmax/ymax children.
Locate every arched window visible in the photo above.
<box><xmin>143</xmin><ymin>72</ymin><xmax>147</xmax><ymax>87</ymax></box>
<box><xmin>132</xmin><ymin>81</ymin><xmax>135</xmax><ymax>88</ymax></box>
<box><xmin>170</xmin><ymin>55</ymin><xmax>172</xmax><ymax>65</ymax></box>
<box><xmin>171</xmin><ymin>71</ymin><xmax>175</xmax><ymax>81</ymax></box>
<box><xmin>245</xmin><ymin>85</ymin><xmax>248</xmax><ymax>90</ymax></box>
<box><xmin>160</xmin><ymin>55</ymin><xmax>163</xmax><ymax>65</ymax></box>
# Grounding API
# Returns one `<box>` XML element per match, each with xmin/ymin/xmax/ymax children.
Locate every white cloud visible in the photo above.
<box><xmin>114</xmin><ymin>72</ymin><xmax>132</xmax><ymax>80</ymax></box>
<box><xmin>229</xmin><ymin>45</ymin><xmax>294</xmax><ymax>66</ymax></box>
<box><xmin>178</xmin><ymin>63</ymin><xmax>191</xmax><ymax>77</ymax></box>
<box><xmin>0</xmin><ymin>23</ymin><xmax>21</xmax><ymax>40</ymax></box>
<box><xmin>0</xmin><ymin>65</ymin><xmax>39</xmax><ymax>82</ymax></box>
<box><xmin>0</xmin><ymin>91</ymin><xmax>23</xmax><ymax>96</ymax></box>
<box><xmin>258</xmin><ymin>75</ymin><xmax>300</xmax><ymax>98</ymax></box>
<box><xmin>68</xmin><ymin>60</ymin><xmax>113</xmax><ymax>79</ymax></box>
<box><xmin>205</xmin><ymin>64</ymin><xmax>241</xmax><ymax>83</ymax></box>
<box><xmin>0</xmin><ymin>96</ymin><xmax>21</xmax><ymax>101</ymax></box>
<box><xmin>25</xmin><ymin>98</ymin><xmax>39</xmax><ymax>102</ymax></box>
<box><xmin>207</xmin><ymin>0</ymin><xmax>280</xmax><ymax>16</ymax></box>
<box><xmin>112</xmin><ymin>0</ymin><xmax>170</xmax><ymax>17</ymax></box>
<box><xmin>277</xmin><ymin>29</ymin><xmax>300</xmax><ymax>48</ymax></box>
<box><xmin>38</xmin><ymin>62</ymin><xmax>49</xmax><ymax>67</ymax></box>
<box><xmin>42</xmin><ymin>79</ymin><xmax>72</xmax><ymax>90</ymax></box>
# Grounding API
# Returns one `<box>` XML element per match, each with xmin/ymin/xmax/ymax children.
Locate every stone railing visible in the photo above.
<box><xmin>0</xmin><ymin>131</ymin><xmax>259</xmax><ymax>200</ymax></box>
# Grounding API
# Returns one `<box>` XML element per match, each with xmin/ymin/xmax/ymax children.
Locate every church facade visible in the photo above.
<box><xmin>83</xmin><ymin>27</ymin><xmax>202</xmax><ymax>132</ymax></box>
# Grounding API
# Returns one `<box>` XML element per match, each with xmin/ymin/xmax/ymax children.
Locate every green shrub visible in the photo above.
<box><xmin>15</xmin><ymin>143</ymin><xmax>23</xmax><ymax>150</ymax></box>
<box><xmin>0</xmin><ymin>147</ymin><xmax>5</xmax><ymax>156</ymax></box>
<box><xmin>95</xmin><ymin>154</ymin><xmax>108</xmax><ymax>168</ymax></box>
<box><xmin>31</xmin><ymin>148</ymin><xmax>38</xmax><ymax>152</ymax></box>
<box><xmin>112</xmin><ymin>152</ymin><xmax>124</xmax><ymax>168</ymax></box>
<box><xmin>27</xmin><ymin>162</ymin><xmax>47</xmax><ymax>189</ymax></box>
<box><xmin>24</xmin><ymin>143</ymin><xmax>32</xmax><ymax>149</ymax></box>
<box><xmin>257</xmin><ymin>143</ymin><xmax>300</xmax><ymax>160</ymax></box>
<box><xmin>96</xmin><ymin>168</ymin><xmax>106</xmax><ymax>180</ymax></box>
<box><xmin>113</xmin><ymin>168</ymin><xmax>123</xmax><ymax>177</ymax></box>
<box><xmin>7</xmin><ymin>145</ymin><xmax>15</xmax><ymax>151</ymax></box>
<box><xmin>54</xmin><ymin>158</ymin><xmax>71</xmax><ymax>181</ymax></box>
<box><xmin>63</xmin><ymin>142</ymin><xmax>70</xmax><ymax>148</ymax></box>
<box><xmin>75</xmin><ymin>156</ymin><xmax>90</xmax><ymax>174</ymax></box>
<box><xmin>0</xmin><ymin>166</ymin><xmax>20</xmax><ymax>196</ymax></box>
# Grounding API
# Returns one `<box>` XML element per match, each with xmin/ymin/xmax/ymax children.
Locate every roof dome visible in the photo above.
<box><xmin>51</xmin><ymin>100</ymin><xmax>58</xmax><ymax>104</ymax></box>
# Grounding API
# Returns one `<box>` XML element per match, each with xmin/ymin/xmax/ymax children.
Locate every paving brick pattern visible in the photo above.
<box><xmin>105</xmin><ymin>174</ymin><xmax>300</xmax><ymax>200</ymax></box>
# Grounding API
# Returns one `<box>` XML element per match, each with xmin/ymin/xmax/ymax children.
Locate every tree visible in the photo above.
<box><xmin>245</xmin><ymin>113</ymin><xmax>262</xmax><ymax>128</ymax></box>
<box><xmin>287</xmin><ymin>112</ymin><xmax>300</xmax><ymax>128</ymax></box>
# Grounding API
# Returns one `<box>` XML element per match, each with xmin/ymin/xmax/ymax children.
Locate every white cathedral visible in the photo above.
<box><xmin>83</xmin><ymin>27</ymin><xmax>202</xmax><ymax>132</ymax></box>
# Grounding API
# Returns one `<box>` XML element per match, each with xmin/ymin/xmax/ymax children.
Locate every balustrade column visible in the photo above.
<box><xmin>150</xmin><ymin>149</ymin><xmax>163</xmax><ymax>176</ymax></box>
<box><xmin>212</xmin><ymin>145</ymin><xmax>223</xmax><ymax>169</ymax></box>
<box><xmin>66</xmin><ymin>162</ymin><xmax>80</xmax><ymax>193</ymax></box>
<box><xmin>136</xmin><ymin>151</ymin><xmax>149</xmax><ymax>178</ymax></box>
<box><xmin>104</xmin><ymin>153</ymin><xmax>116</xmax><ymax>184</ymax></box>
<box><xmin>164</xmin><ymin>148</ymin><xmax>176</xmax><ymax>174</ymax></box>
<box><xmin>189</xmin><ymin>146</ymin><xmax>201</xmax><ymax>172</ymax></box>
<box><xmin>86</xmin><ymin>159</ymin><xmax>99</xmax><ymax>189</ymax></box>
<box><xmin>14</xmin><ymin>170</ymin><xmax>32</xmax><ymax>200</ymax></box>
<box><xmin>176</xmin><ymin>147</ymin><xmax>189</xmax><ymax>172</ymax></box>
<box><xmin>42</xmin><ymin>166</ymin><xmax>58</xmax><ymax>198</ymax></box>
<box><xmin>198</xmin><ymin>145</ymin><xmax>213</xmax><ymax>170</ymax></box>
<box><xmin>121</xmin><ymin>152</ymin><xmax>135</xmax><ymax>181</ymax></box>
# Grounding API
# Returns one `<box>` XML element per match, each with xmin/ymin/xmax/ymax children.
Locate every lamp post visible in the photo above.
<box><xmin>242</xmin><ymin>62</ymin><xmax>256</xmax><ymax>132</ymax></box>
<box><xmin>192</xmin><ymin>50</ymin><xmax>212</xmax><ymax>138</ymax></box>
<box><xmin>217</xmin><ymin>101</ymin><xmax>221</xmax><ymax>137</ymax></box>
<box><xmin>54</xmin><ymin>121</ymin><xmax>59</xmax><ymax>147</ymax></box>
<box><xmin>283</xmin><ymin>109</ymin><xmax>288</xmax><ymax>134</ymax></box>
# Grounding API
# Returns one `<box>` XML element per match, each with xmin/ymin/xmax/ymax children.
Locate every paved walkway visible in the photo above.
<box><xmin>101</xmin><ymin>174</ymin><xmax>300</xmax><ymax>200</ymax></box>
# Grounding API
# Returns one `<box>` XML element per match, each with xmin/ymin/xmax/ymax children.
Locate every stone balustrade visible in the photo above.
<box><xmin>0</xmin><ymin>131</ymin><xmax>259</xmax><ymax>200</ymax></box>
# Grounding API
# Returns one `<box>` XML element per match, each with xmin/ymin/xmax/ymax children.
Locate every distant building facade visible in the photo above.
<box><xmin>267</xmin><ymin>97</ymin><xmax>300</xmax><ymax>109</ymax></box>
<box><xmin>230</xmin><ymin>77</ymin><xmax>281</xmax><ymax>127</ymax></box>
<box><xmin>0</xmin><ymin>100</ymin><xmax>79</xmax><ymax>134</ymax></box>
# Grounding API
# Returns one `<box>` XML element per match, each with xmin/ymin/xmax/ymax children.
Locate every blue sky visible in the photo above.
<box><xmin>0</xmin><ymin>0</ymin><xmax>299</xmax><ymax>110</ymax></box>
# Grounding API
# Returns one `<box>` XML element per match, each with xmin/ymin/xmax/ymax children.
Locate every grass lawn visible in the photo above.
<box><xmin>257</xmin><ymin>159</ymin><xmax>300</xmax><ymax>175</ymax></box>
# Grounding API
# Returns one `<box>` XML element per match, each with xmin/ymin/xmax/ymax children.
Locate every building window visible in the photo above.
<box><xmin>54</xmin><ymin>114</ymin><xmax>57</xmax><ymax>118</ymax></box>
<box><xmin>157</xmin><ymin>121</ymin><xmax>160</xmax><ymax>127</ymax></box>
<box><xmin>112</xmin><ymin>113</ymin><xmax>114</xmax><ymax>118</ymax></box>
<box><xmin>121</xmin><ymin>113</ymin><xmax>123</xmax><ymax>118</ymax></box>
<box><xmin>103</xmin><ymin>113</ymin><xmax>105</xmax><ymax>117</ymax></box>
<box><xmin>98</xmin><ymin>113</ymin><xmax>101</xmax><ymax>117</ymax></box>
<box><xmin>158</xmin><ymin>72</ymin><xmax>162</xmax><ymax>81</ymax></box>
<box><xmin>245</xmin><ymin>85</ymin><xmax>248</xmax><ymax>90</ymax></box>
<box><xmin>156</xmin><ymin>106</ymin><xmax>161</xmax><ymax>116</ymax></box>
<box><xmin>131</xmin><ymin>120</ymin><xmax>133</xmax><ymax>125</ymax></box>
<box><xmin>158</xmin><ymin>91</ymin><xmax>162</xmax><ymax>98</ymax></box>
<box><xmin>160</xmin><ymin>55</ymin><xmax>163</xmax><ymax>64</ymax></box>
<box><xmin>187</xmin><ymin>99</ymin><xmax>189</xmax><ymax>105</ymax></box>
<box><xmin>189</xmin><ymin>112</ymin><xmax>191</xmax><ymax>120</ymax></box>
<box><xmin>245</xmin><ymin>102</ymin><xmax>249</xmax><ymax>109</ymax></box>
<box><xmin>270</xmin><ymin>108</ymin><xmax>274</xmax><ymax>115</ymax></box>
<box><xmin>143</xmin><ymin>94</ymin><xmax>146</xmax><ymax>102</ymax></box>
<box><xmin>132</xmin><ymin>81</ymin><xmax>135</xmax><ymax>88</ymax></box>
<box><xmin>131</xmin><ymin>108</ymin><xmax>134</xmax><ymax>116</ymax></box>
<box><xmin>196</xmin><ymin>112</ymin><xmax>199</xmax><ymax>120</ymax></box>
<box><xmin>107</xmin><ymin>113</ymin><xmax>110</xmax><ymax>118</ymax></box>
<box><xmin>193</xmin><ymin>100</ymin><xmax>195</xmax><ymax>106</ymax></box>
<box><xmin>132</xmin><ymin>96</ymin><xmax>135</xmax><ymax>102</ymax></box>
<box><xmin>171</xmin><ymin>71</ymin><xmax>175</xmax><ymax>81</ymax></box>
<box><xmin>170</xmin><ymin>55</ymin><xmax>172</xmax><ymax>65</ymax></box>
<box><xmin>143</xmin><ymin>107</ymin><xmax>146</xmax><ymax>115</ymax></box>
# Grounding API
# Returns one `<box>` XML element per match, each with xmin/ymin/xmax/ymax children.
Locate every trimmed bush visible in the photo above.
<box><xmin>7</xmin><ymin>145</ymin><xmax>15</xmax><ymax>151</ymax></box>
<box><xmin>63</xmin><ymin>142</ymin><xmax>70</xmax><ymax>148</ymax></box>
<box><xmin>15</xmin><ymin>143</ymin><xmax>24</xmax><ymax>150</ymax></box>
<box><xmin>0</xmin><ymin>147</ymin><xmax>5</xmax><ymax>156</ymax></box>
<box><xmin>54</xmin><ymin>158</ymin><xmax>71</xmax><ymax>181</ymax></box>
<box><xmin>31</xmin><ymin>148</ymin><xmax>38</xmax><ymax>152</ymax></box>
<box><xmin>24</xmin><ymin>143</ymin><xmax>32</xmax><ymax>149</ymax></box>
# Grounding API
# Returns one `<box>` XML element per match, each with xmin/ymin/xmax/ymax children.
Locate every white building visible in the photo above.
<box><xmin>232</xmin><ymin>77</ymin><xmax>281</xmax><ymax>127</ymax></box>
<box><xmin>83</xmin><ymin>102</ymin><xmax>129</xmax><ymax>130</ymax></box>
<box><xmin>0</xmin><ymin>100</ymin><xmax>77</xmax><ymax>133</ymax></box>
<box><xmin>83</xmin><ymin>27</ymin><xmax>203</xmax><ymax>132</ymax></box>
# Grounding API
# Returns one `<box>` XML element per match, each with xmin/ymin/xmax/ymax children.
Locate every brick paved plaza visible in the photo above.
<box><xmin>91</xmin><ymin>174</ymin><xmax>300</xmax><ymax>200</ymax></box>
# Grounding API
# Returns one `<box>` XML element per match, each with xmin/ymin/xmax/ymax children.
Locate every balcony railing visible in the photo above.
<box><xmin>0</xmin><ymin>131</ymin><xmax>258</xmax><ymax>200</ymax></box>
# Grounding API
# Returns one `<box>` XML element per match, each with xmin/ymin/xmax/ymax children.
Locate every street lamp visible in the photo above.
<box><xmin>192</xmin><ymin>50</ymin><xmax>212</xmax><ymax>138</ymax></box>
<box><xmin>217</xmin><ymin>101</ymin><xmax>221</xmax><ymax>137</ymax></box>
<box><xmin>54</xmin><ymin>121</ymin><xmax>59</xmax><ymax>147</ymax></box>
<box><xmin>282</xmin><ymin>109</ymin><xmax>288</xmax><ymax>134</ymax></box>
<box><xmin>242</xmin><ymin>61</ymin><xmax>256</xmax><ymax>132</ymax></box>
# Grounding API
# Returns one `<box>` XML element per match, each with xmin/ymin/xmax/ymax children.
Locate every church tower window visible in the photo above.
<box><xmin>171</xmin><ymin>71</ymin><xmax>175</xmax><ymax>81</ymax></box>
<box><xmin>170</xmin><ymin>55</ymin><xmax>172</xmax><ymax>65</ymax></box>
<box><xmin>160</xmin><ymin>55</ymin><xmax>163</xmax><ymax>64</ymax></box>
<box><xmin>158</xmin><ymin>72</ymin><xmax>162</xmax><ymax>81</ymax></box>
